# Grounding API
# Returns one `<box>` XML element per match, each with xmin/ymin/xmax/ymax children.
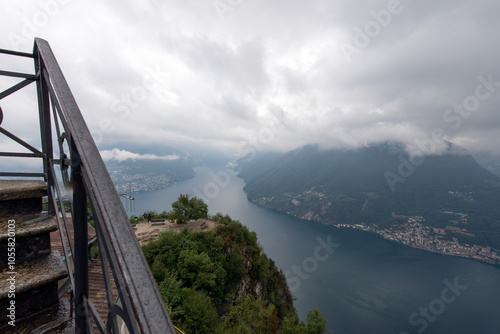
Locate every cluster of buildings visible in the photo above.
<box><xmin>108</xmin><ymin>169</ymin><xmax>175</xmax><ymax>193</ymax></box>
<box><xmin>335</xmin><ymin>215</ymin><xmax>500</xmax><ymax>265</ymax></box>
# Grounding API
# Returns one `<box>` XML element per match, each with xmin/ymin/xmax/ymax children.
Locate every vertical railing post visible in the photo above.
<box><xmin>34</xmin><ymin>45</ymin><xmax>55</xmax><ymax>214</ymax></box>
<box><xmin>72</xmin><ymin>137</ymin><xmax>90</xmax><ymax>333</ymax></box>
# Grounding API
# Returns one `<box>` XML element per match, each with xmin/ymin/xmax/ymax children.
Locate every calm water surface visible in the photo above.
<box><xmin>123</xmin><ymin>167</ymin><xmax>500</xmax><ymax>334</ymax></box>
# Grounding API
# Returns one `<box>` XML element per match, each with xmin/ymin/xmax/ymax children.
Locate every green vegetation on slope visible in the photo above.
<box><xmin>141</xmin><ymin>196</ymin><xmax>327</xmax><ymax>333</ymax></box>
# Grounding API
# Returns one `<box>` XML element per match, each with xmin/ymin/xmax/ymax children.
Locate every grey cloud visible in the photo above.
<box><xmin>214</xmin><ymin>95</ymin><xmax>255</xmax><ymax>121</ymax></box>
<box><xmin>1</xmin><ymin>0</ymin><xmax>500</xmax><ymax>158</ymax></box>
<box><xmin>167</xmin><ymin>36</ymin><xmax>269</xmax><ymax>94</ymax></box>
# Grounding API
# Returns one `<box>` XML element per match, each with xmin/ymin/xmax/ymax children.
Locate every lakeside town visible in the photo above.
<box><xmin>107</xmin><ymin>165</ymin><xmax>180</xmax><ymax>193</ymax></box>
<box><xmin>334</xmin><ymin>213</ymin><xmax>500</xmax><ymax>266</ymax></box>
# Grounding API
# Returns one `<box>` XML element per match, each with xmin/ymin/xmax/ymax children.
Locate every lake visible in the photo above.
<box><xmin>122</xmin><ymin>166</ymin><xmax>500</xmax><ymax>334</ymax></box>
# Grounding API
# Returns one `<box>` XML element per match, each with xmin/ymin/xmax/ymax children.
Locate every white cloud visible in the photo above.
<box><xmin>100</xmin><ymin>149</ymin><xmax>179</xmax><ymax>162</ymax></box>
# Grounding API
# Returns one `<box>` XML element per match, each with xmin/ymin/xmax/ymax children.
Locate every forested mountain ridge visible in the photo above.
<box><xmin>237</xmin><ymin>143</ymin><xmax>500</xmax><ymax>249</ymax></box>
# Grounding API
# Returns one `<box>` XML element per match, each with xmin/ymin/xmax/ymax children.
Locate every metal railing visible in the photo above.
<box><xmin>0</xmin><ymin>38</ymin><xmax>175</xmax><ymax>333</ymax></box>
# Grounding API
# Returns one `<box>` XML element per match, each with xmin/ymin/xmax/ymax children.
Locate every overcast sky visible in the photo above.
<box><xmin>1</xmin><ymin>0</ymin><xmax>500</xmax><ymax>159</ymax></box>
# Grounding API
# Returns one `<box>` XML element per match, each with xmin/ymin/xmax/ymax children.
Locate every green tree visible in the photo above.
<box><xmin>177</xmin><ymin>249</ymin><xmax>223</xmax><ymax>290</ymax></box>
<box><xmin>305</xmin><ymin>308</ymin><xmax>327</xmax><ymax>334</ymax></box>
<box><xmin>188</xmin><ymin>196</ymin><xmax>209</xmax><ymax>220</ymax></box>
<box><xmin>158</xmin><ymin>269</ymin><xmax>183</xmax><ymax>317</ymax></box>
<box><xmin>218</xmin><ymin>295</ymin><xmax>278</xmax><ymax>334</ymax></box>
<box><xmin>171</xmin><ymin>194</ymin><xmax>208</xmax><ymax>224</ymax></box>
<box><xmin>151</xmin><ymin>256</ymin><xmax>167</xmax><ymax>282</ymax></box>
<box><xmin>179</xmin><ymin>289</ymin><xmax>219</xmax><ymax>334</ymax></box>
<box><xmin>283</xmin><ymin>309</ymin><xmax>327</xmax><ymax>334</ymax></box>
<box><xmin>283</xmin><ymin>316</ymin><xmax>306</xmax><ymax>334</ymax></box>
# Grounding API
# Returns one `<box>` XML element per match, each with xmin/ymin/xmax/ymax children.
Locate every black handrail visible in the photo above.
<box><xmin>0</xmin><ymin>39</ymin><xmax>175</xmax><ymax>333</ymax></box>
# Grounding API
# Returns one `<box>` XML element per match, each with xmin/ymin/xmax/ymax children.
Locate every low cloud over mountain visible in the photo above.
<box><xmin>100</xmin><ymin>148</ymin><xmax>180</xmax><ymax>162</ymax></box>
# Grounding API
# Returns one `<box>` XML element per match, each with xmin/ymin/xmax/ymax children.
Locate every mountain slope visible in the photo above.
<box><xmin>238</xmin><ymin>143</ymin><xmax>500</xmax><ymax>248</ymax></box>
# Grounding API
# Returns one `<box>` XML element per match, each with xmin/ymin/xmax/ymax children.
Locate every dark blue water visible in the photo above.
<box><xmin>123</xmin><ymin>166</ymin><xmax>500</xmax><ymax>334</ymax></box>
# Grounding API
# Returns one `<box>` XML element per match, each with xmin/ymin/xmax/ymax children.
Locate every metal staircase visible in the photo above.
<box><xmin>0</xmin><ymin>180</ymin><xmax>71</xmax><ymax>333</ymax></box>
<box><xmin>0</xmin><ymin>39</ymin><xmax>175</xmax><ymax>333</ymax></box>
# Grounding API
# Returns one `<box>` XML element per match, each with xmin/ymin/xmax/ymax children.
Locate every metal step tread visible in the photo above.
<box><xmin>0</xmin><ymin>251</ymin><xmax>68</xmax><ymax>299</ymax></box>
<box><xmin>0</xmin><ymin>180</ymin><xmax>47</xmax><ymax>201</ymax></box>
<box><xmin>1</xmin><ymin>298</ymin><xmax>74</xmax><ymax>334</ymax></box>
<box><xmin>0</xmin><ymin>214</ymin><xmax>57</xmax><ymax>241</ymax></box>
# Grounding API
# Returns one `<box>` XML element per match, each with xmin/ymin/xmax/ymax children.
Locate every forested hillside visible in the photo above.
<box><xmin>142</xmin><ymin>215</ymin><xmax>326</xmax><ymax>333</ymax></box>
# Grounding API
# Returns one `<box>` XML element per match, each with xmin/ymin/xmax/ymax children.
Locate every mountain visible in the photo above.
<box><xmin>237</xmin><ymin>142</ymin><xmax>500</xmax><ymax>249</ymax></box>
<box><xmin>473</xmin><ymin>152</ymin><xmax>500</xmax><ymax>178</ymax></box>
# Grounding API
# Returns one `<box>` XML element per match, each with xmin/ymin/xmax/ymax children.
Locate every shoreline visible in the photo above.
<box><xmin>247</xmin><ymin>199</ymin><xmax>500</xmax><ymax>267</ymax></box>
<box><xmin>330</xmin><ymin>223</ymin><xmax>500</xmax><ymax>267</ymax></box>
